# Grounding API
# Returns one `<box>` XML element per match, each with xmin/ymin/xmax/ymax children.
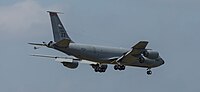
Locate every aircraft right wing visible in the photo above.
<box><xmin>116</xmin><ymin>41</ymin><xmax>148</xmax><ymax>64</ymax></box>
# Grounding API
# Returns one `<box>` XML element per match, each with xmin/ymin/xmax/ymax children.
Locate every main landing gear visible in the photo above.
<box><xmin>147</xmin><ymin>68</ymin><xmax>152</xmax><ymax>75</ymax></box>
<box><xmin>91</xmin><ymin>64</ymin><xmax>108</xmax><ymax>73</ymax></box>
<box><xmin>114</xmin><ymin>65</ymin><xmax>125</xmax><ymax>71</ymax></box>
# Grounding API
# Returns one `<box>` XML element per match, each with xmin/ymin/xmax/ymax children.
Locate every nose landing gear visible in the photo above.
<box><xmin>147</xmin><ymin>68</ymin><xmax>152</xmax><ymax>75</ymax></box>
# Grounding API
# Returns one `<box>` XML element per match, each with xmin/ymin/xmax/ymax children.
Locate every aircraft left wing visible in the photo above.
<box><xmin>116</xmin><ymin>41</ymin><xmax>148</xmax><ymax>64</ymax></box>
<box><xmin>31</xmin><ymin>54</ymin><xmax>97</xmax><ymax>64</ymax></box>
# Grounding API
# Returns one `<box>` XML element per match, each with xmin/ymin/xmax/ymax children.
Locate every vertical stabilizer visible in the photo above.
<box><xmin>48</xmin><ymin>11</ymin><xmax>73</xmax><ymax>42</ymax></box>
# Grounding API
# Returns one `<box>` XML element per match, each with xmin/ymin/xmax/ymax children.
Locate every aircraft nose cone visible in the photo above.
<box><xmin>161</xmin><ymin>58</ymin><xmax>165</xmax><ymax>65</ymax></box>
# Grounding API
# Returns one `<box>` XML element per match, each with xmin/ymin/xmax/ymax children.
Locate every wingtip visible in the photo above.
<box><xmin>28</xmin><ymin>42</ymin><xmax>35</xmax><ymax>45</ymax></box>
<box><xmin>140</xmin><ymin>40</ymin><xmax>149</xmax><ymax>43</ymax></box>
<box><xmin>132</xmin><ymin>40</ymin><xmax>149</xmax><ymax>49</ymax></box>
<box><xmin>47</xmin><ymin>11</ymin><xmax>64</xmax><ymax>14</ymax></box>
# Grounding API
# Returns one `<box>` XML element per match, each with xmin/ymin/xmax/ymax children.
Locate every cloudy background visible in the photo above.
<box><xmin>0</xmin><ymin>0</ymin><xmax>200</xmax><ymax>92</ymax></box>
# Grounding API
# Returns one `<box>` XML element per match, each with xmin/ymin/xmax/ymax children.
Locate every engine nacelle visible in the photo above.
<box><xmin>143</xmin><ymin>50</ymin><xmax>159</xmax><ymax>59</ymax></box>
<box><xmin>62</xmin><ymin>62</ymin><xmax>79</xmax><ymax>69</ymax></box>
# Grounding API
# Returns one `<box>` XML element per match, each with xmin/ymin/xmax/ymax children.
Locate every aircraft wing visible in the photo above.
<box><xmin>116</xmin><ymin>41</ymin><xmax>148</xmax><ymax>64</ymax></box>
<box><xmin>31</xmin><ymin>54</ymin><xmax>97</xmax><ymax>64</ymax></box>
<box><xmin>131</xmin><ymin>41</ymin><xmax>149</xmax><ymax>55</ymax></box>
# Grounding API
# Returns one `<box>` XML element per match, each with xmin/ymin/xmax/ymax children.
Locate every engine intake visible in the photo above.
<box><xmin>143</xmin><ymin>50</ymin><xmax>159</xmax><ymax>59</ymax></box>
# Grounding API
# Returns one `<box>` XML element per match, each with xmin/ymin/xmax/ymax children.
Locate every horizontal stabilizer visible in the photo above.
<box><xmin>28</xmin><ymin>43</ymin><xmax>46</xmax><ymax>46</ymax></box>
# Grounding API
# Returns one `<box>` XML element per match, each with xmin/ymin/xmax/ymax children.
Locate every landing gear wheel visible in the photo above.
<box><xmin>94</xmin><ymin>67</ymin><xmax>99</xmax><ymax>72</ymax></box>
<box><xmin>114</xmin><ymin>65</ymin><xmax>125</xmax><ymax>71</ymax></box>
<box><xmin>92</xmin><ymin>64</ymin><xmax>107</xmax><ymax>73</ymax></box>
<box><xmin>114</xmin><ymin>65</ymin><xmax>118</xmax><ymax>70</ymax></box>
<box><xmin>95</xmin><ymin>69</ymin><xmax>98</xmax><ymax>72</ymax></box>
<box><xmin>146</xmin><ymin>69</ymin><xmax>152</xmax><ymax>75</ymax></box>
<box><xmin>120</xmin><ymin>65</ymin><xmax>125</xmax><ymax>70</ymax></box>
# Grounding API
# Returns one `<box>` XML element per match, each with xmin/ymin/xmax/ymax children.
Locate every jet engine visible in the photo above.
<box><xmin>62</xmin><ymin>62</ymin><xmax>79</xmax><ymax>69</ymax></box>
<box><xmin>143</xmin><ymin>50</ymin><xmax>159</xmax><ymax>59</ymax></box>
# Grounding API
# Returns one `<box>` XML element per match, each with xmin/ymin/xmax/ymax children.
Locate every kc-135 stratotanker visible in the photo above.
<box><xmin>29</xmin><ymin>11</ymin><xmax>164</xmax><ymax>75</ymax></box>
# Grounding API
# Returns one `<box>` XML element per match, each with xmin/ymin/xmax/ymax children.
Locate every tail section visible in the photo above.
<box><xmin>48</xmin><ymin>11</ymin><xmax>73</xmax><ymax>42</ymax></box>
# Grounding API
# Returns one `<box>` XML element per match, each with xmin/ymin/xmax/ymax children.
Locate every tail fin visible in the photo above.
<box><xmin>48</xmin><ymin>11</ymin><xmax>73</xmax><ymax>42</ymax></box>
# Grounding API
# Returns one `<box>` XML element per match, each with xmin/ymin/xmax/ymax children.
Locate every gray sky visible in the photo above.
<box><xmin>0</xmin><ymin>0</ymin><xmax>200</xmax><ymax>92</ymax></box>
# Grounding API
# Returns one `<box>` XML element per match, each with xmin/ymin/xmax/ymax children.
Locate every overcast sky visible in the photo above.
<box><xmin>0</xmin><ymin>0</ymin><xmax>200</xmax><ymax>92</ymax></box>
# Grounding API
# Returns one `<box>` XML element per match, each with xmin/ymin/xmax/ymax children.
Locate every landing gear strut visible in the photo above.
<box><xmin>146</xmin><ymin>68</ymin><xmax>152</xmax><ymax>75</ymax></box>
<box><xmin>114</xmin><ymin>65</ymin><xmax>125</xmax><ymax>71</ymax></box>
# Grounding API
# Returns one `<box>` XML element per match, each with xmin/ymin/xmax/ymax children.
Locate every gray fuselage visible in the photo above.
<box><xmin>53</xmin><ymin>43</ymin><xmax>164</xmax><ymax>68</ymax></box>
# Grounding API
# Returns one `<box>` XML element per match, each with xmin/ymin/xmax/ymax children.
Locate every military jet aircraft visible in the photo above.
<box><xmin>29</xmin><ymin>11</ymin><xmax>164</xmax><ymax>75</ymax></box>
